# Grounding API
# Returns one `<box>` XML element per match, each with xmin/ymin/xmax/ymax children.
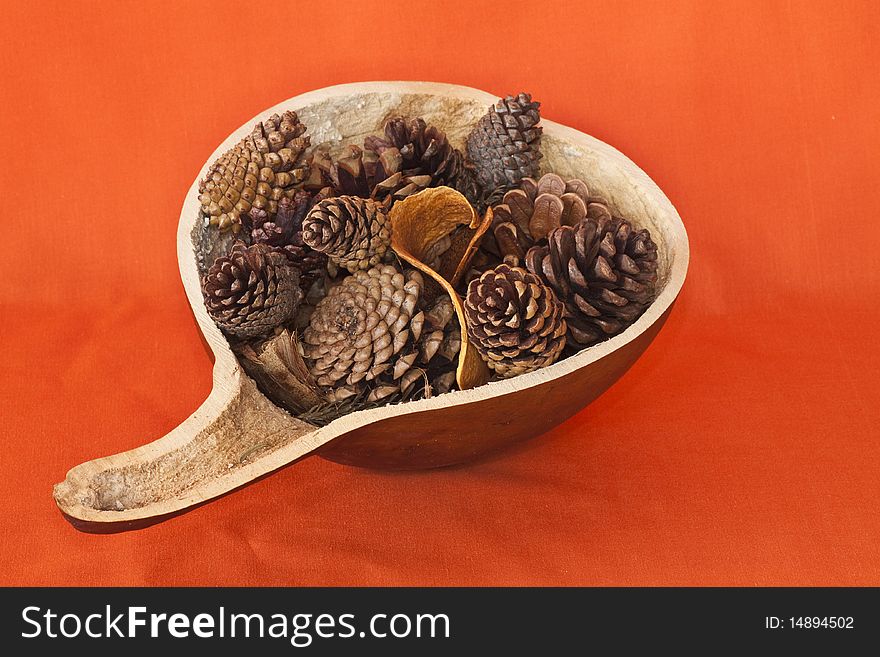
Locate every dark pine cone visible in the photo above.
<box><xmin>301</xmin><ymin>196</ymin><xmax>391</xmax><ymax>273</ymax></box>
<box><xmin>466</xmin><ymin>92</ymin><xmax>542</xmax><ymax>206</ymax></box>
<box><xmin>304</xmin><ymin>142</ymin><xmax>433</xmax><ymax>202</ymax></box>
<box><xmin>245</xmin><ymin>189</ymin><xmax>311</xmax><ymax>246</ymax></box>
<box><xmin>245</xmin><ymin>192</ymin><xmax>328</xmax><ymax>289</ymax></box>
<box><xmin>201</xmin><ymin>241</ymin><xmax>302</xmax><ymax>339</ymax></box>
<box><xmin>525</xmin><ymin>217</ymin><xmax>658</xmax><ymax>348</ymax></box>
<box><xmin>365</xmin><ymin>117</ymin><xmax>481</xmax><ymax>205</ymax></box>
<box><xmin>464</xmin><ymin>263</ymin><xmax>566</xmax><ymax>378</ymax></box>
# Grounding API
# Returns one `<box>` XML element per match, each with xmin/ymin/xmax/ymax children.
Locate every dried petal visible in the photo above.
<box><xmin>390</xmin><ymin>187</ymin><xmax>491</xmax><ymax>389</ymax></box>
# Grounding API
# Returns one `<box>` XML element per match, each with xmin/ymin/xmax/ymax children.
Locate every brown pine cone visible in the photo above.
<box><xmin>303</xmin><ymin>265</ymin><xmax>424</xmax><ymax>401</ymax></box>
<box><xmin>306</xmin><ymin>142</ymin><xmax>433</xmax><ymax>202</ymax></box>
<box><xmin>525</xmin><ymin>216</ymin><xmax>658</xmax><ymax>348</ymax></box>
<box><xmin>367</xmin><ymin>293</ymin><xmax>463</xmax><ymax>404</ymax></box>
<box><xmin>201</xmin><ymin>241</ymin><xmax>302</xmax><ymax>339</ymax></box>
<box><xmin>246</xmin><ymin>190</ymin><xmax>311</xmax><ymax>246</ymax></box>
<box><xmin>301</xmin><ymin>143</ymin><xmax>334</xmax><ymax>192</ymax></box>
<box><xmin>490</xmin><ymin>173</ymin><xmax>594</xmax><ymax>251</ymax></box>
<box><xmin>466</xmin><ymin>93</ymin><xmax>542</xmax><ymax>205</ymax></box>
<box><xmin>464</xmin><ymin>263</ymin><xmax>566</xmax><ymax>378</ymax></box>
<box><xmin>301</xmin><ymin>196</ymin><xmax>391</xmax><ymax>273</ymax></box>
<box><xmin>302</xmin><ymin>264</ymin><xmax>458</xmax><ymax>403</ymax></box>
<box><xmin>199</xmin><ymin>111</ymin><xmax>310</xmax><ymax>232</ymax></box>
<box><xmin>365</xmin><ymin>117</ymin><xmax>481</xmax><ymax>205</ymax></box>
<box><xmin>246</xmin><ymin>192</ymin><xmax>328</xmax><ymax>289</ymax></box>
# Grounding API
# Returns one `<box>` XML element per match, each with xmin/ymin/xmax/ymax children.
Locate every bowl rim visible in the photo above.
<box><xmin>179</xmin><ymin>81</ymin><xmax>690</xmax><ymax>428</ymax></box>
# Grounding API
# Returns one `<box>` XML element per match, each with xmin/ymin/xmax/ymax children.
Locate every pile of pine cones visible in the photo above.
<box><xmin>199</xmin><ymin>93</ymin><xmax>659</xmax><ymax>423</ymax></box>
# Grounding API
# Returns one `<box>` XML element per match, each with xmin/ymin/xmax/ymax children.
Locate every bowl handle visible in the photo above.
<box><xmin>53</xmin><ymin>369</ymin><xmax>326</xmax><ymax>533</ymax></box>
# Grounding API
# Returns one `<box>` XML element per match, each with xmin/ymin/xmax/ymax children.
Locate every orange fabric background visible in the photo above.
<box><xmin>1</xmin><ymin>0</ymin><xmax>878</xmax><ymax>586</ymax></box>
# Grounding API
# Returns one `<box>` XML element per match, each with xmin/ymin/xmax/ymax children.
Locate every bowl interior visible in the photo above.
<box><xmin>186</xmin><ymin>81</ymin><xmax>687</xmax><ymax>431</ymax></box>
<box><xmin>193</xmin><ymin>87</ymin><xmax>676</xmax><ymax>296</ymax></box>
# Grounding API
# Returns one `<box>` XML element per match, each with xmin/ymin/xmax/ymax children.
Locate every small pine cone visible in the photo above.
<box><xmin>247</xmin><ymin>192</ymin><xmax>328</xmax><ymax>288</ymax></box>
<box><xmin>365</xmin><ymin>117</ymin><xmax>482</xmax><ymax>205</ymax></box>
<box><xmin>199</xmin><ymin>111</ymin><xmax>310</xmax><ymax>232</ymax></box>
<box><xmin>466</xmin><ymin>92</ymin><xmax>543</xmax><ymax>204</ymax></box>
<box><xmin>301</xmin><ymin>196</ymin><xmax>391</xmax><ymax>273</ymax></box>
<box><xmin>464</xmin><ymin>264</ymin><xmax>566</xmax><ymax>378</ymax></box>
<box><xmin>246</xmin><ymin>189</ymin><xmax>311</xmax><ymax>246</ymax></box>
<box><xmin>525</xmin><ymin>216</ymin><xmax>658</xmax><ymax>348</ymax></box>
<box><xmin>201</xmin><ymin>241</ymin><xmax>302</xmax><ymax>339</ymax></box>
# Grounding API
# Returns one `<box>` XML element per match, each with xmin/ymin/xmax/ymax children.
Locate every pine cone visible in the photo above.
<box><xmin>302</xmin><ymin>264</ymin><xmax>460</xmax><ymax>403</ymax></box>
<box><xmin>367</xmin><ymin>293</ymin><xmax>462</xmax><ymax>404</ymax></box>
<box><xmin>201</xmin><ymin>241</ymin><xmax>302</xmax><ymax>339</ymax></box>
<box><xmin>302</xmin><ymin>143</ymin><xmax>334</xmax><ymax>192</ymax></box>
<box><xmin>464</xmin><ymin>263</ymin><xmax>566</xmax><ymax>378</ymax></box>
<box><xmin>305</xmin><ymin>142</ymin><xmax>433</xmax><ymax>202</ymax></box>
<box><xmin>246</xmin><ymin>192</ymin><xmax>328</xmax><ymax>289</ymax></box>
<box><xmin>466</xmin><ymin>93</ymin><xmax>542</xmax><ymax>205</ymax></box>
<box><xmin>199</xmin><ymin>111</ymin><xmax>310</xmax><ymax>232</ymax></box>
<box><xmin>246</xmin><ymin>189</ymin><xmax>310</xmax><ymax>246</ymax></box>
<box><xmin>301</xmin><ymin>196</ymin><xmax>391</xmax><ymax>273</ymax></box>
<box><xmin>525</xmin><ymin>216</ymin><xmax>658</xmax><ymax>348</ymax></box>
<box><xmin>365</xmin><ymin>117</ymin><xmax>481</xmax><ymax>205</ymax></box>
<box><xmin>489</xmin><ymin>173</ymin><xmax>603</xmax><ymax>262</ymax></box>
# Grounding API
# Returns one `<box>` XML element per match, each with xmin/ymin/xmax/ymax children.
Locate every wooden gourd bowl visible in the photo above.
<box><xmin>53</xmin><ymin>82</ymin><xmax>689</xmax><ymax>533</ymax></box>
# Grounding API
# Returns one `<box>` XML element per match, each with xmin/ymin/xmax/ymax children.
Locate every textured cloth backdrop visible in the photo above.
<box><xmin>1</xmin><ymin>0</ymin><xmax>878</xmax><ymax>585</ymax></box>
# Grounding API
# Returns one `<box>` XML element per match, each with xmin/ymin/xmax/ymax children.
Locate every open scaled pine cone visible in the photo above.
<box><xmin>489</xmin><ymin>173</ymin><xmax>608</xmax><ymax>262</ymax></box>
<box><xmin>526</xmin><ymin>216</ymin><xmax>658</xmax><ymax>347</ymax></box>
<box><xmin>464</xmin><ymin>263</ymin><xmax>566</xmax><ymax>378</ymax></box>
<box><xmin>365</xmin><ymin>117</ymin><xmax>481</xmax><ymax>205</ymax></box>
<box><xmin>201</xmin><ymin>241</ymin><xmax>302</xmax><ymax>339</ymax></box>
<box><xmin>302</xmin><ymin>264</ymin><xmax>460</xmax><ymax>403</ymax></box>
<box><xmin>304</xmin><ymin>142</ymin><xmax>433</xmax><ymax>203</ymax></box>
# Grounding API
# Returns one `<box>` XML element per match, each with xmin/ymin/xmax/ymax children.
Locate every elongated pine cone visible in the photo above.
<box><xmin>202</xmin><ymin>241</ymin><xmax>302</xmax><ymax>339</ymax></box>
<box><xmin>246</xmin><ymin>193</ymin><xmax>328</xmax><ymax>289</ymax></box>
<box><xmin>199</xmin><ymin>111</ymin><xmax>310</xmax><ymax>232</ymax></box>
<box><xmin>464</xmin><ymin>263</ymin><xmax>566</xmax><ymax>378</ymax></box>
<box><xmin>466</xmin><ymin>93</ymin><xmax>542</xmax><ymax>204</ymax></box>
<box><xmin>301</xmin><ymin>196</ymin><xmax>391</xmax><ymax>273</ymax></box>
<box><xmin>525</xmin><ymin>217</ymin><xmax>658</xmax><ymax>348</ymax></box>
<box><xmin>365</xmin><ymin>117</ymin><xmax>481</xmax><ymax>205</ymax></box>
<box><xmin>302</xmin><ymin>264</ymin><xmax>460</xmax><ymax>403</ymax></box>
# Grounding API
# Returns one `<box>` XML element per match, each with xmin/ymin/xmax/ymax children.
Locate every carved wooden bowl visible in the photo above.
<box><xmin>53</xmin><ymin>82</ymin><xmax>689</xmax><ymax>532</ymax></box>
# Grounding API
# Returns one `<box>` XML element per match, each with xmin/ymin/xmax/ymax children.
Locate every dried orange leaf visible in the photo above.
<box><xmin>450</xmin><ymin>206</ymin><xmax>493</xmax><ymax>289</ymax></box>
<box><xmin>438</xmin><ymin>206</ymin><xmax>493</xmax><ymax>289</ymax></box>
<box><xmin>390</xmin><ymin>187</ymin><xmax>491</xmax><ymax>390</ymax></box>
